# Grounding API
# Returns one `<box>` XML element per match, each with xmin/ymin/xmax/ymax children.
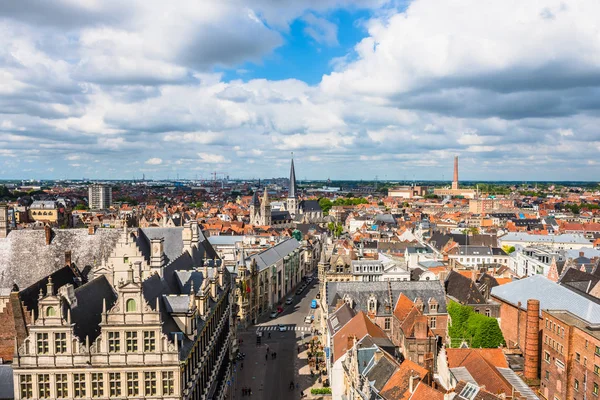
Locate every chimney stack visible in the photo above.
<box><xmin>88</xmin><ymin>225</ymin><xmax>96</xmax><ymax>235</ymax></box>
<box><xmin>452</xmin><ymin>156</ymin><xmax>459</xmax><ymax>190</ymax></box>
<box><xmin>44</xmin><ymin>225</ymin><xmax>53</xmax><ymax>245</ymax></box>
<box><xmin>374</xmin><ymin>349</ymin><xmax>383</xmax><ymax>363</ymax></box>
<box><xmin>409</xmin><ymin>375</ymin><xmax>420</xmax><ymax>394</ymax></box>
<box><xmin>524</xmin><ymin>299</ymin><xmax>540</xmax><ymax>380</ymax></box>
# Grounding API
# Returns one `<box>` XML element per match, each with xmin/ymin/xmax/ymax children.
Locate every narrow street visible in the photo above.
<box><xmin>232</xmin><ymin>279</ymin><xmax>321</xmax><ymax>399</ymax></box>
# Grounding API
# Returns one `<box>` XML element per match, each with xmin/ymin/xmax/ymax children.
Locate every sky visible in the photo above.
<box><xmin>2</xmin><ymin>0</ymin><xmax>600</xmax><ymax>181</ymax></box>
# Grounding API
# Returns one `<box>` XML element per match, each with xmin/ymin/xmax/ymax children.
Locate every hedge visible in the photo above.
<box><xmin>448</xmin><ymin>301</ymin><xmax>505</xmax><ymax>348</ymax></box>
<box><xmin>311</xmin><ymin>387</ymin><xmax>332</xmax><ymax>395</ymax></box>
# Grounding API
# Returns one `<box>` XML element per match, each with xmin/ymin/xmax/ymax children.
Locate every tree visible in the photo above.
<box><xmin>319</xmin><ymin>198</ymin><xmax>333</xmax><ymax>215</ymax></box>
<box><xmin>327</xmin><ymin>222</ymin><xmax>343</xmax><ymax>238</ymax></box>
<box><xmin>74</xmin><ymin>204</ymin><xmax>88</xmax><ymax>211</ymax></box>
<box><xmin>502</xmin><ymin>245</ymin><xmax>516</xmax><ymax>254</ymax></box>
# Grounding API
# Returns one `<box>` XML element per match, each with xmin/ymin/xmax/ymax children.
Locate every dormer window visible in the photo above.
<box><xmin>46</xmin><ymin>306</ymin><xmax>56</xmax><ymax>317</ymax></box>
<box><xmin>368</xmin><ymin>294</ymin><xmax>377</xmax><ymax>313</ymax></box>
<box><xmin>126</xmin><ymin>299</ymin><xmax>137</xmax><ymax>312</ymax></box>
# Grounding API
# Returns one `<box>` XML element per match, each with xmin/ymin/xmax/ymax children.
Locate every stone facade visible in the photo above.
<box><xmin>11</xmin><ymin>222</ymin><xmax>233</xmax><ymax>400</ymax></box>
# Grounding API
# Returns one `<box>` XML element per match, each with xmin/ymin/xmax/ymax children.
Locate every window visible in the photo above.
<box><xmin>162</xmin><ymin>372</ymin><xmax>174</xmax><ymax>396</ymax></box>
<box><xmin>595</xmin><ymin>364</ymin><xmax>599</xmax><ymax>375</ymax></box>
<box><xmin>108</xmin><ymin>331</ymin><xmax>120</xmax><ymax>353</ymax></box>
<box><xmin>37</xmin><ymin>333</ymin><xmax>49</xmax><ymax>354</ymax></box>
<box><xmin>575</xmin><ymin>379</ymin><xmax>580</xmax><ymax>392</ymax></box>
<box><xmin>126</xmin><ymin>331</ymin><xmax>138</xmax><ymax>352</ymax></box>
<box><xmin>127</xmin><ymin>372</ymin><xmax>139</xmax><ymax>396</ymax></box>
<box><xmin>144</xmin><ymin>372</ymin><xmax>157</xmax><ymax>396</ymax></box>
<box><xmin>384</xmin><ymin>318</ymin><xmax>391</xmax><ymax>330</ymax></box>
<box><xmin>485</xmin><ymin>309</ymin><xmax>491</xmax><ymax>317</ymax></box>
<box><xmin>458</xmin><ymin>382</ymin><xmax>479</xmax><ymax>400</ymax></box>
<box><xmin>46</xmin><ymin>306</ymin><xmax>56</xmax><ymax>317</ymax></box>
<box><xmin>73</xmin><ymin>373</ymin><xmax>86</xmax><ymax>398</ymax></box>
<box><xmin>544</xmin><ymin>351</ymin><xmax>551</xmax><ymax>363</ymax></box>
<box><xmin>123</xmin><ymin>256</ymin><xmax>129</xmax><ymax>264</ymax></box>
<box><xmin>545</xmin><ymin>370</ymin><xmax>550</xmax><ymax>380</ymax></box>
<box><xmin>595</xmin><ymin>345</ymin><xmax>600</xmax><ymax>356</ymax></box>
<box><xmin>576</xmin><ymin>352</ymin><xmax>581</xmax><ymax>363</ymax></box>
<box><xmin>126</xmin><ymin>299</ymin><xmax>136</xmax><ymax>312</ymax></box>
<box><xmin>56</xmin><ymin>374</ymin><xmax>68</xmax><ymax>398</ymax></box>
<box><xmin>595</xmin><ymin>383</ymin><xmax>599</xmax><ymax>396</ymax></box>
<box><xmin>109</xmin><ymin>373</ymin><xmax>121</xmax><ymax>397</ymax></box>
<box><xmin>55</xmin><ymin>332</ymin><xmax>67</xmax><ymax>354</ymax></box>
<box><xmin>37</xmin><ymin>374</ymin><xmax>50</xmax><ymax>399</ymax></box>
<box><xmin>430</xmin><ymin>316</ymin><xmax>437</xmax><ymax>329</ymax></box>
<box><xmin>91</xmin><ymin>373</ymin><xmax>103</xmax><ymax>398</ymax></box>
<box><xmin>20</xmin><ymin>375</ymin><xmax>33</xmax><ymax>399</ymax></box>
<box><xmin>430</xmin><ymin>303</ymin><xmax>438</xmax><ymax>312</ymax></box>
<box><xmin>144</xmin><ymin>331</ymin><xmax>156</xmax><ymax>352</ymax></box>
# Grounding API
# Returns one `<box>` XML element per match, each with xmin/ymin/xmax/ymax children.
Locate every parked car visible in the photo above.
<box><xmin>304</xmin><ymin>316</ymin><xmax>313</xmax><ymax>324</ymax></box>
<box><xmin>270</xmin><ymin>310</ymin><xmax>278</xmax><ymax>318</ymax></box>
<box><xmin>277</xmin><ymin>306</ymin><xmax>283</xmax><ymax>313</ymax></box>
<box><xmin>285</xmin><ymin>297</ymin><xmax>293</xmax><ymax>305</ymax></box>
<box><xmin>295</xmin><ymin>288</ymin><xmax>303</xmax><ymax>295</ymax></box>
<box><xmin>311</xmin><ymin>299</ymin><xmax>318</xmax><ymax>309</ymax></box>
<box><xmin>278</xmin><ymin>324</ymin><xmax>287</xmax><ymax>332</ymax></box>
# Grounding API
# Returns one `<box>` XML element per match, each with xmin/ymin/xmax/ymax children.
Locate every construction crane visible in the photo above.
<box><xmin>211</xmin><ymin>171</ymin><xmax>227</xmax><ymax>189</ymax></box>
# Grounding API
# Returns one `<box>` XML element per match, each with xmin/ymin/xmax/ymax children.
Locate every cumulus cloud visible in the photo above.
<box><xmin>1</xmin><ymin>0</ymin><xmax>600</xmax><ymax>180</ymax></box>
<box><xmin>145</xmin><ymin>157</ymin><xmax>163</xmax><ymax>165</ymax></box>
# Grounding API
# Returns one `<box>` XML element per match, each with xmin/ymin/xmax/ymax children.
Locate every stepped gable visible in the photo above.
<box><xmin>0</xmin><ymin>228</ymin><xmax>121</xmax><ymax>289</ymax></box>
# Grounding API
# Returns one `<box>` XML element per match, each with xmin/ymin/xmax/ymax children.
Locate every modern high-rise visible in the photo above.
<box><xmin>88</xmin><ymin>184</ymin><xmax>112</xmax><ymax>210</ymax></box>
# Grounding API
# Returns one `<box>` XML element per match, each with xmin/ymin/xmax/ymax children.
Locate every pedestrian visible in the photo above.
<box><xmin>265</xmin><ymin>353</ymin><xmax>268</xmax><ymax>361</ymax></box>
<box><xmin>268</xmin><ymin>332</ymin><xmax>271</xmax><ymax>339</ymax></box>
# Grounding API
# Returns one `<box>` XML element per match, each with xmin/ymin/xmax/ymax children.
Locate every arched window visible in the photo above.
<box><xmin>46</xmin><ymin>306</ymin><xmax>56</xmax><ymax>317</ymax></box>
<box><xmin>126</xmin><ymin>299</ymin><xmax>136</xmax><ymax>312</ymax></box>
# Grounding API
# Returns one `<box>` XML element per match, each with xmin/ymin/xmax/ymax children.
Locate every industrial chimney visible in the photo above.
<box><xmin>452</xmin><ymin>156</ymin><xmax>459</xmax><ymax>190</ymax></box>
<box><xmin>524</xmin><ymin>299</ymin><xmax>540</xmax><ymax>380</ymax></box>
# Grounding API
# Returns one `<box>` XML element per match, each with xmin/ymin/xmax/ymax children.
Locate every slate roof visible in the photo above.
<box><xmin>19</xmin><ymin>265</ymin><xmax>82</xmax><ymax>319</ymax></box>
<box><xmin>364</xmin><ymin>355</ymin><xmax>397</xmax><ymax>392</ymax></box>
<box><xmin>289</xmin><ymin>158</ymin><xmax>297</xmax><ymax>198</ymax></box>
<box><xmin>491</xmin><ymin>274</ymin><xmax>600</xmax><ymax>323</ymax></box>
<box><xmin>327</xmin><ymin>302</ymin><xmax>356</xmax><ymax>335</ymax></box>
<box><xmin>299</xmin><ymin>200</ymin><xmax>322</xmax><ymax>212</ymax></box>
<box><xmin>499</xmin><ymin>232</ymin><xmax>591</xmax><ymax>245</ymax></box>
<box><xmin>65</xmin><ymin>275</ymin><xmax>117</xmax><ymax>343</ymax></box>
<box><xmin>271</xmin><ymin>210</ymin><xmax>292</xmax><ymax>222</ymax></box>
<box><xmin>559</xmin><ymin>267</ymin><xmax>600</xmax><ymax>294</ymax></box>
<box><xmin>245</xmin><ymin>238</ymin><xmax>300</xmax><ymax>272</ymax></box>
<box><xmin>327</xmin><ymin>280</ymin><xmax>447</xmax><ymax>315</ymax></box>
<box><xmin>0</xmin><ymin>365</ymin><xmax>14</xmax><ymax>400</ymax></box>
<box><xmin>445</xmin><ymin>270</ymin><xmax>487</xmax><ymax>305</ymax></box>
<box><xmin>0</xmin><ymin>228</ymin><xmax>121</xmax><ymax>289</ymax></box>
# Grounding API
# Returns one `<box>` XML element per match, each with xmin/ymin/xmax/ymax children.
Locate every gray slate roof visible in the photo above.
<box><xmin>491</xmin><ymin>274</ymin><xmax>600</xmax><ymax>323</ymax></box>
<box><xmin>326</xmin><ymin>280</ymin><xmax>447</xmax><ymax>314</ymax></box>
<box><xmin>0</xmin><ymin>365</ymin><xmax>14</xmax><ymax>400</ymax></box>
<box><xmin>246</xmin><ymin>238</ymin><xmax>300</xmax><ymax>271</ymax></box>
<box><xmin>0</xmin><ymin>228</ymin><xmax>121</xmax><ymax>289</ymax></box>
<box><xmin>450</xmin><ymin>367</ymin><xmax>477</xmax><ymax>385</ymax></box>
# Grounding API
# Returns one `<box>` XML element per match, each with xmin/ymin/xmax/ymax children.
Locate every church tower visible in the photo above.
<box><xmin>0</xmin><ymin>204</ymin><xmax>8</xmax><ymax>238</ymax></box>
<box><xmin>260</xmin><ymin>187</ymin><xmax>271</xmax><ymax>226</ymax></box>
<box><xmin>287</xmin><ymin>154</ymin><xmax>298</xmax><ymax>218</ymax></box>
<box><xmin>250</xmin><ymin>191</ymin><xmax>261</xmax><ymax>225</ymax></box>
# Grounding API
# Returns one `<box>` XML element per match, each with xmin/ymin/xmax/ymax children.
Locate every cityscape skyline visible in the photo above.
<box><xmin>2</xmin><ymin>1</ymin><xmax>600</xmax><ymax>180</ymax></box>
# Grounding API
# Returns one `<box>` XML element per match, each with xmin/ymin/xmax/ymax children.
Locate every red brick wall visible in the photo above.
<box><xmin>496</xmin><ymin>299</ymin><xmax>530</xmax><ymax>350</ymax></box>
<box><xmin>540</xmin><ymin>312</ymin><xmax>571</xmax><ymax>400</ymax></box>
<box><xmin>0</xmin><ymin>293</ymin><xmax>30</xmax><ymax>362</ymax></box>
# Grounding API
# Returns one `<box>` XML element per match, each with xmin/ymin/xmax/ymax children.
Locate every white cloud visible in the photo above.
<box><xmin>197</xmin><ymin>153</ymin><xmax>229</xmax><ymax>163</ymax></box>
<box><xmin>302</xmin><ymin>13</ymin><xmax>339</xmax><ymax>46</ymax></box>
<box><xmin>145</xmin><ymin>157</ymin><xmax>163</xmax><ymax>165</ymax></box>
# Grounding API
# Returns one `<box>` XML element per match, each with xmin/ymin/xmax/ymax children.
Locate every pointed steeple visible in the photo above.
<box><xmin>289</xmin><ymin>152</ymin><xmax>297</xmax><ymax>199</ymax></box>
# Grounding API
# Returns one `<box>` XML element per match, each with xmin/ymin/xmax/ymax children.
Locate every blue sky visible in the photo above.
<box><xmin>1</xmin><ymin>0</ymin><xmax>600</xmax><ymax>181</ymax></box>
<box><xmin>220</xmin><ymin>8</ymin><xmax>372</xmax><ymax>84</ymax></box>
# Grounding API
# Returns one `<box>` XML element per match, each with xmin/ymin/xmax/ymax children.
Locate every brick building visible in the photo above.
<box><xmin>541</xmin><ymin>310</ymin><xmax>600</xmax><ymax>400</ymax></box>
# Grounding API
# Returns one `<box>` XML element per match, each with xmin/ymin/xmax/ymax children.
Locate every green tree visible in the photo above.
<box><xmin>74</xmin><ymin>204</ymin><xmax>88</xmax><ymax>211</ymax></box>
<box><xmin>327</xmin><ymin>222</ymin><xmax>343</xmax><ymax>238</ymax></box>
<box><xmin>502</xmin><ymin>245</ymin><xmax>516</xmax><ymax>254</ymax></box>
<box><xmin>319</xmin><ymin>198</ymin><xmax>333</xmax><ymax>215</ymax></box>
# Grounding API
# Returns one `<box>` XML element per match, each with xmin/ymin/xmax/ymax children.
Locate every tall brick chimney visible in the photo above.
<box><xmin>452</xmin><ymin>156</ymin><xmax>459</xmax><ymax>190</ymax></box>
<box><xmin>524</xmin><ymin>299</ymin><xmax>540</xmax><ymax>380</ymax></box>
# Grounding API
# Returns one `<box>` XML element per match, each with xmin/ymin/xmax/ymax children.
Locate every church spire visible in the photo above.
<box><xmin>289</xmin><ymin>152</ymin><xmax>297</xmax><ymax>199</ymax></box>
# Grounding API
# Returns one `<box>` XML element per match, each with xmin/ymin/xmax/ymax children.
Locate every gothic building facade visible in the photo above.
<box><xmin>11</xmin><ymin>222</ymin><xmax>233</xmax><ymax>400</ymax></box>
